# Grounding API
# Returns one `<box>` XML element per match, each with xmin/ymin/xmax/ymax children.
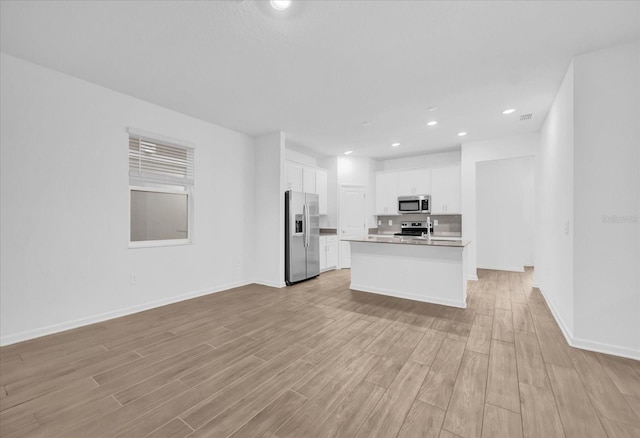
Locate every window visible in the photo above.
<box><xmin>128</xmin><ymin>128</ymin><xmax>194</xmax><ymax>248</ymax></box>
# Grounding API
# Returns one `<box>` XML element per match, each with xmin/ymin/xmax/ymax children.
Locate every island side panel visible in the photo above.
<box><xmin>349</xmin><ymin>241</ymin><xmax>467</xmax><ymax>308</ymax></box>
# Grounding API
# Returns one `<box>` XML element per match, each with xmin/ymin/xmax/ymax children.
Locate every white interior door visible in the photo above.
<box><xmin>339</xmin><ymin>186</ymin><xmax>366</xmax><ymax>268</ymax></box>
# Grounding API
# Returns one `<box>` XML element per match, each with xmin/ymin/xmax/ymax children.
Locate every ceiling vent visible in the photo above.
<box><xmin>520</xmin><ymin>113</ymin><xmax>533</xmax><ymax>121</ymax></box>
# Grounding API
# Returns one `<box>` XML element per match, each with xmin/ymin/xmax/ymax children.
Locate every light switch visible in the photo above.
<box><xmin>388</xmin><ymin>220</ymin><xmax>393</xmax><ymax>226</ymax></box>
<box><xmin>433</xmin><ymin>219</ymin><xmax>439</xmax><ymax>226</ymax></box>
<box><xmin>564</xmin><ymin>221</ymin><xmax>570</xmax><ymax>235</ymax></box>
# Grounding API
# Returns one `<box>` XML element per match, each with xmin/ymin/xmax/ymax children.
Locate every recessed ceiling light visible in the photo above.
<box><xmin>391</xmin><ymin>142</ymin><xmax>401</xmax><ymax>147</ymax></box>
<box><xmin>427</xmin><ymin>121</ymin><xmax>438</xmax><ymax>126</ymax></box>
<box><xmin>427</xmin><ymin>106</ymin><xmax>438</xmax><ymax>112</ymax></box>
<box><xmin>502</xmin><ymin>108</ymin><xmax>516</xmax><ymax>115</ymax></box>
<box><xmin>344</xmin><ymin>150</ymin><xmax>353</xmax><ymax>155</ymax></box>
<box><xmin>457</xmin><ymin>132</ymin><xmax>467</xmax><ymax>137</ymax></box>
<box><xmin>270</xmin><ymin>0</ymin><xmax>291</xmax><ymax>11</ymax></box>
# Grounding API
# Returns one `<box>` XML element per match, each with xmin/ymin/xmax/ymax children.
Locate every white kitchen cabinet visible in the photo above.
<box><xmin>319</xmin><ymin>235</ymin><xmax>338</xmax><ymax>272</ymax></box>
<box><xmin>414</xmin><ymin>168</ymin><xmax>432</xmax><ymax>194</ymax></box>
<box><xmin>396</xmin><ymin>168</ymin><xmax>431</xmax><ymax>196</ymax></box>
<box><xmin>303</xmin><ymin>167</ymin><xmax>316</xmax><ymax>194</ymax></box>
<box><xmin>376</xmin><ymin>165</ymin><xmax>460</xmax><ymax>216</ymax></box>
<box><xmin>431</xmin><ymin>164</ymin><xmax>461</xmax><ymax>213</ymax></box>
<box><xmin>285</xmin><ymin>161</ymin><xmax>328</xmax><ymax>215</ymax></box>
<box><xmin>285</xmin><ymin>162</ymin><xmax>303</xmax><ymax>192</ymax></box>
<box><xmin>319</xmin><ymin>236</ymin><xmax>327</xmax><ymax>271</ymax></box>
<box><xmin>326</xmin><ymin>235</ymin><xmax>338</xmax><ymax>269</ymax></box>
<box><xmin>375</xmin><ymin>171</ymin><xmax>398</xmax><ymax>215</ymax></box>
<box><xmin>315</xmin><ymin>169</ymin><xmax>328</xmax><ymax>215</ymax></box>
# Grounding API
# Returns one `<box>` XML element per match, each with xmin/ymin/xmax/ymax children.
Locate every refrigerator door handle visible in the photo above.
<box><xmin>303</xmin><ymin>203</ymin><xmax>308</xmax><ymax>248</ymax></box>
<box><xmin>307</xmin><ymin>206</ymin><xmax>311</xmax><ymax>248</ymax></box>
<box><xmin>304</xmin><ymin>204</ymin><xmax>311</xmax><ymax>248</ymax></box>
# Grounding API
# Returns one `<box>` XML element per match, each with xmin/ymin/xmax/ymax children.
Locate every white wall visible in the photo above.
<box><xmin>536</xmin><ymin>62</ymin><xmax>575</xmax><ymax>338</ymax></box>
<box><xmin>461</xmin><ymin>133</ymin><xmax>538</xmax><ymax>280</ymax></box>
<box><xmin>477</xmin><ymin>157</ymin><xmax>528</xmax><ymax>272</ymax></box>
<box><xmin>285</xmin><ymin>148</ymin><xmax>317</xmax><ymax>167</ymax></box>
<box><xmin>377</xmin><ymin>150</ymin><xmax>461</xmax><ymax>171</ymax></box>
<box><xmin>572</xmin><ymin>42</ymin><xmax>639</xmax><ymax>356</ymax></box>
<box><xmin>522</xmin><ymin>157</ymin><xmax>535</xmax><ymax>266</ymax></box>
<box><xmin>254</xmin><ymin>132</ymin><xmax>286</xmax><ymax>288</ymax></box>
<box><xmin>0</xmin><ymin>53</ymin><xmax>256</xmax><ymax>345</ymax></box>
<box><xmin>538</xmin><ymin>41</ymin><xmax>639</xmax><ymax>359</ymax></box>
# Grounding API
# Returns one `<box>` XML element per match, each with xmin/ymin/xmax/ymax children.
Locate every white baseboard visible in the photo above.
<box><xmin>537</xmin><ymin>285</ymin><xmax>640</xmax><ymax>361</ymax></box>
<box><xmin>0</xmin><ymin>280</ymin><xmax>253</xmax><ymax>347</ymax></box>
<box><xmin>350</xmin><ymin>283</ymin><xmax>467</xmax><ymax>309</ymax></box>
<box><xmin>536</xmin><ymin>284</ymin><xmax>574</xmax><ymax>341</ymax></box>
<box><xmin>467</xmin><ymin>275</ymin><xmax>479</xmax><ymax>281</ymax></box>
<box><xmin>477</xmin><ymin>265</ymin><xmax>525</xmax><ymax>272</ymax></box>
<box><xmin>570</xmin><ymin>336</ymin><xmax>640</xmax><ymax>360</ymax></box>
<box><xmin>254</xmin><ymin>279</ymin><xmax>286</xmax><ymax>288</ymax></box>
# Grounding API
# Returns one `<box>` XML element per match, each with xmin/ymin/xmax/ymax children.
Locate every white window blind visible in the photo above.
<box><xmin>128</xmin><ymin>132</ymin><xmax>194</xmax><ymax>185</ymax></box>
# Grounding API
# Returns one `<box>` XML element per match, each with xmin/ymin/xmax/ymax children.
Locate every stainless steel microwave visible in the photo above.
<box><xmin>398</xmin><ymin>195</ymin><xmax>431</xmax><ymax>214</ymax></box>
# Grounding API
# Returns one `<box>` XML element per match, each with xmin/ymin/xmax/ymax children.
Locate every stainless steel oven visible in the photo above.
<box><xmin>398</xmin><ymin>195</ymin><xmax>431</xmax><ymax>214</ymax></box>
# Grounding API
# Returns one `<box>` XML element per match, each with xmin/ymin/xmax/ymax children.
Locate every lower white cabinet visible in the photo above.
<box><xmin>320</xmin><ymin>236</ymin><xmax>327</xmax><ymax>271</ymax></box>
<box><xmin>320</xmin><ymin>235</ymin><xmax>338</xmax><ymax>272</ymax></box>
<box><xmin>326</xmin><ymin>235</ymin><xmax>338</xmax><ymax>269</ymax></box>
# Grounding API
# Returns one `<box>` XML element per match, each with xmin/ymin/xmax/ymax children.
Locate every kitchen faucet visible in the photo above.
<box><xmin>422</xmin><ymin>216</ymin><xmax>432</xmax><ymax>239</ymax></box>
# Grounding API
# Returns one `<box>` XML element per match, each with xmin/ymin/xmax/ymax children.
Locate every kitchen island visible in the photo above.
<box><xmin>342</xmin><ymin>235</ymin><xmax>470</xmax><ymax>308</ymax></box>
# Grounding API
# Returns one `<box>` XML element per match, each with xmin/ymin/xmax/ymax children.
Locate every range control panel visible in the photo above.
<box><xmin>401</xmin><ymin>221</ymin><xmax>428</xmax><ymax>228</ymax></box>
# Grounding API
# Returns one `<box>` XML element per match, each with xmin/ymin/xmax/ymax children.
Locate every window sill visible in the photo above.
<box><xmin>129</xmin><ymin>239</ymin><xmax>192</xmax><ymax>249</ymax></box>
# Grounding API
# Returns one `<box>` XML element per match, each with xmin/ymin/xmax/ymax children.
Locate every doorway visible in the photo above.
<box><xmin>338</xmin><ymin>185</ymin><xmax>366</xmax><ymax>268</ymax></box>
<box><xmin>476</xmin><ymin>156</ymin><xmax>534</xmax><ymax>271</ymax></box>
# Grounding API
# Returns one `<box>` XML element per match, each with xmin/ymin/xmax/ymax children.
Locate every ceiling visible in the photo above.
<box><xmin>1</xmin><ymin>1</ymin><xmax>638</xmax><ymax>159</ymax></box>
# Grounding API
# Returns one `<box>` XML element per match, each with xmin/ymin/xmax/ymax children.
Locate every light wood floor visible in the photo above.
<box><xmin>1</xmin><ymin>268</ymin><xmax>639</xmax><ymax>438</ymax></box>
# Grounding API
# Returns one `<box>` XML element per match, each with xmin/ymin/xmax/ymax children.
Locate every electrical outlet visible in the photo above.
<box><xmin>388</xmin><ymin>219</ymin><xmax>393</xmax><ymax>226</ymax></box>
<box><xmin>433</xmin><ymin>219</ymin><xmax>439</xmax><ymax>226</ymax></box>
<box><xmin>564</xmin><ymin>221</ymin><xmax>570</xmax><ymax>235</ymax></box>
<box><xmin>130</xmin><ymin>274</ymin><xmax>137</xmax><ymax>285</ymax></box>
<box><xmin>378</xmin><ymin>220</ymin><xmax>382</xmax><ymax>226</ymax></box>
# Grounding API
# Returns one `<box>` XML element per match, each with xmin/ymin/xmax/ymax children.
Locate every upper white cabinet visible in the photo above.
<box><xmin>375</xmin><ymin>171</ymin><xmax>398</xmax><ymax>215</ymax></box>
<box><xmin>315</xmin><ymin>169</ymin><xmax>327</xmax><ymax>216</ymax></box>
<box><xmin>396</xmin><ymin>168</ymin><xmax>431</xmax><ymax>196</ymax></box>
<box><xmin>375</xmin><ymin>164</ymin><xmax>461</xmax><ymax>215</ymax></box>
<box><xmin>431</xmin><ymin>164</ymin><xmax>461</xmax><ymax>214</ymax></box>
<box><xmin>285</xmin><ymin>161</ymin><xmax>328</xmax><ymax>215</ymax></box>
<box><xmin>303</xmin><ymin>167</ymin><xmax>316</xmax><ymax>194</ymax></box>
<box><xmin>285</xmin><ymin>162</ymin><xmax>303</xmax><ymax>192</ymax></box>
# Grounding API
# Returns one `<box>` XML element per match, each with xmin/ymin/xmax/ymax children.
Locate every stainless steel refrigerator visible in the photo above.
<box><xmin>285</xmin><ymin>190</ymin><xmax>320</xmax><ymax>285</ymax></box>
